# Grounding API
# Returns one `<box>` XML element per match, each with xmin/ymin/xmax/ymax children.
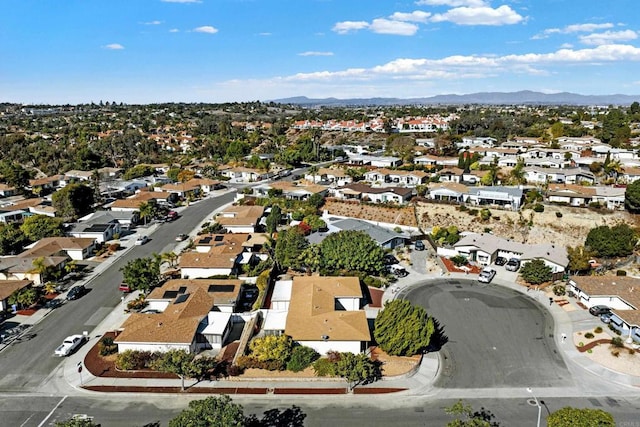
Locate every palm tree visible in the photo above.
<box><xmin>28</xmin><ymin>256</ymin><xmax>52</xmax><ymax>284</ymax></box>
<box><xmin>44</xmin><ymin>281</ymin><xmax>57</xmax><ymax>295</ymax></box>
<box><xmin>138</xmin><ymin>201</ymin><xmax>156</xmax><ymax>225</ymax></box>
<box><xmin>160</xmin><ymin>251</ymin><xmax>179</xmax><ymax>268</ymax></box>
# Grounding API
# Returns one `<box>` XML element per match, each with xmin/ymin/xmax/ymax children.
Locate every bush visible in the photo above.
<box><xmin>226</xmin><ymin>364</ymin><xmax>243</xmax><ymax>377</ymax></box>
<box><xmin>480</xmin><ymin>208</ymin><xmax>492</xmax><ymax>221</ymax></box>
<box><xmin>616</xmin><ymin>270</ymin><xmax>627</xmax><ymax>276</ymax></box>
<box><xmin>291</xmin><ymin>211</ymin><xmax>304</xmax><ymax>221</ymax></box>
<box><xmin>584</xmin><ymin>332</ymin><xmax>594</xmax><ymax>339</ymax></box>
<box><xmin>235</xmin><ymin>355</ymin><xmax>284</xmax><ymax>371</ymax></box>
<box><xmin>553</xmin><ymin>285</ymin><xmax>566</xmax><ymax>296</ymax></box>
<box><xmin>609</xmin><ymin>324</ymin><xmax>622</xmax><ymax>335</ymax></box>
<box><xmin>450</xmin><ymin>255</ymin><xmax>468</xmax><ymax>267</ymax></box>
<box><xmin>555</xmin><ymin>211</ymin><xmax>563</xmax><ymax>218</ymax></box>
<box><xmin>116</xmin><ymin>350</ymin><xmax>160</xmax><ymax>370</ymax></box>
<box><xmin>458</xmin><ymin>205</ymin><xmax>467</xmax><ymax>212</ymax></box>
<box><xmin>533</xmin><ymin>203</ymin><xmax>545</xmax><ymax>213</ymax></box>
<box><xmin>594</xmin><ymin>326</ymin><xmax>603</xmax><ymax>334</ymax></box>
<box><xmin>256</xmin><ymin>270</ymin><xmax>270</xmax><ymax>292</ymax></box>
<box><xmin>108</xmin><ymin>243</ymin><xmax>121</xmax><ymax>252</ymax></box>
<box><xmin>286</xmin><ymin>346</ymin><xmax>320</xmax><ymax>372</ymax></box>
<box><xmin>611</xmin><ymin>337</ymin><xmax>624</xmax><ymax>348</ymax></box>
<box><xmin>98</xmin><ymin>336</ymin><xmax>118</xmax><ymax>356</ymax></box>
<box><xmin>467</xmin><ymin>209</ymin><xmax>478</xmax><ymax>216</ymax></box>
<box><xmin>363</xmin><ymin>275</ymin><xmax>384</xmax><ymax>288</ymax></box>
<box><xmin>312</xmin><ymin>358</ymin><xmax>337</xmax><ymax>377</ymax></box>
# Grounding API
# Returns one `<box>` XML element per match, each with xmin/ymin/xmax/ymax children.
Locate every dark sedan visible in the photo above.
<box><xmin>66</xmin><ymin>285</ymin><xmax>87</xmax><ymax>300</ymax></box>
<box><xmin>589</xmin><ymin>305</ymin><xmax>611</xmax><ymax>316</ymax></box>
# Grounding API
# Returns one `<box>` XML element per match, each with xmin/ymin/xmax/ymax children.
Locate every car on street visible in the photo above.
<box><xmin>589</xmin><ymin>305</ymin><xmax>611</xmax><ymax>316</ymax></box>
<box><xmin>55</xmin><ymin>334</ymin><xmax>86</xmax><ymax>357</ymax></box>
<box><xmin>414</xmin><ymin>240</ymin><xmax>425</xmax><ymax>251</ymax></box>
<box><xmin>44</xmin><ymin>299</ymin><xmax>63</xmax><ymax>309</ymax></box>
<box><xmin>135</xmin><ymin>235</ymin><xmax>149</xmax><ymax>245</ymax></box>
<box><xmin>478</xmin><ymin>267</ymin><xmax>497</xmax><ymax>283</ymax></box>
<box><xmin>175</xmin><ymin>233</ymin><xmax>188</xmax><ymax>242</ymax></box>
<box><xmin>66</xmin><ymin>285</ymin><xmax>87</xmax><ymax>300</ymax></box>
<box><xmin>165</xmin><ymin>210</ymin><xmax>179</xmax><ymax>221</ymax></box>
<box><xmin>494</xmin><ymin>256</ymin><xmax>507</xmax><ymax>266</ymax></box>
<box><xmin>118</xmin><ymin>282</ymin><xmax>132</xmax><ymax>293</ymax></box>
<box><xmin>505</xmin><ymin>258</ymin><xmax>521</xmax><ymax>272</ymax></box>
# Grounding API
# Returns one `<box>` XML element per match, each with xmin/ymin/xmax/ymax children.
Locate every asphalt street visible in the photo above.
<box><xmin>2</xmin><ymin>394</ymin><xmax>640</xmax><ymax>427</ymax></box>
<box><xmin>403</xmin><ymin>278</ymin><xmax>572</xmax><ymax>389</ymax></box>
<box><xmin>0</xmin><ymin>190</ymin><xmax>236</xmax><ymax>392</ymax></box>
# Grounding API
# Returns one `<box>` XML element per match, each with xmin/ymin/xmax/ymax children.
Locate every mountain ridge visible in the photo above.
<box><xmin>270</xmin><ymin>91</ymin><xmax>640</xmax><ymax>106</ymax></box>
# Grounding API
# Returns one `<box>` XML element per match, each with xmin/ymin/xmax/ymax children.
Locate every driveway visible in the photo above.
<box><xmin>403</xmin><ymin>279</ymin><xmax>572</xmax><ymax>389</ymax></box>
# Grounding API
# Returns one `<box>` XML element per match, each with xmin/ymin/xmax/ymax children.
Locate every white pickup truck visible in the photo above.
<box><xmin>55</xmin><ymin>334</ymin><xmax>86</xmax><ymax>357</ymax></box>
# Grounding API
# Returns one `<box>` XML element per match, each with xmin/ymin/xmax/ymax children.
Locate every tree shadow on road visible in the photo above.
<box><xmin>426</xmin><ymin>317</ymin><xmax>449</xmax><ymax>352</ymax></box>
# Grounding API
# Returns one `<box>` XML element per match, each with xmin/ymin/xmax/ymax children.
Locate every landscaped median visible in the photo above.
<box><xmin>82</xmin><ymin>332</ymin><xmax>415</xmax><ymax>395</ymax></box>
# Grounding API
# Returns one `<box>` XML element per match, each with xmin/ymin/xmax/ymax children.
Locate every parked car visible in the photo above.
<box><xmin>66</xmin><ymin>285</ymin><xmax>87</xmax><ymax>300</ymax></box>
<box><xmin>388</xmin><ymin>264</ymin><xmax>409</xmax><ymax>277</ymax></box>
<box><xmin>600</xmin><ymin>312</ymin><xmax>612</xmax><ymax>324</ymax></box>
<box><xmin>414</xmin><ymin>240</ymin><xmax>425</xmax><ymax>251</ymax></box>
<box><xmin>55</xmin><ymin>334</ymin><xmax>86</xmax><ymax>357</ymax></box>
<box><xmin>44</xmin><ymin>299</ymin><xmax>63</xmax><ymax>309</ymax></box>
<box><xmin>505</xmin><ymin>258</ymin><xmax>521</xmax><ymax>272</ymax></box>
<box><xmin>135</xmin><ymin>235</ymin><xmax>149</xmax><ymax>245</ymax></box>
<box><xmin>118</xmin><ymin>282</ymin><xmax>132</xmax><ymax>293</ymax></box>
<box><xmin>175</xmin><ymin>233</ymin><xmax>188</xmax><ymax>242</ymax></box>
<box><xmin>494</xmin><ymin>256</ymin><xmax>507</xmax><ymax>266</ymax></box>
<box><xmin>589</xmin><ymin>305</ymin><xmax>611</xmax><ymax>316</ymax></box>
<box><xmin>478</xmin><ymin>267</ymin><xmax>497</xmax><ymax>283</ymax></box>
<box><xmin>383</xmin><ymin>254</ymin><xmax>399</xmax><ymax>265</ymax></box>
<box><xmin>166</xmin><ymin>210</ymin><xmax>179</xmax><ymax>221</ymax></box>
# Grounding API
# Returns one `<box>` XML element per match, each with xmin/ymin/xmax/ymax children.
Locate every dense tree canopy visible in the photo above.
<box><xmin>334</xmin><ymin>352</ymin><xmax>381</xmax><ymax>391</ymax></box>
<box><xmin>319</xmin><ymin>230</ymin><xmax>385</xmax><ymax>275</ymax></box>
<box><xmin>120</xmin><ymin>256</ymin><xmax>161</xmax><ymax>292</ymax></box>
<box><xmin>19</xmin><ymin>214</ymin><xmax>65</xmax><ymax>242</ymax></box>
<box><xmin>520</xmin><ymin>259</ymin><xmax>553</xmax><ymax>285</ymax></box>
<box><xmin>274</xmin><ymin>227</ymin><xmax>308</xmax><ymax>270</ymax></box>
<box><xmin>0</xmin><ymin>223</ymin><xmax>28</xmax><ymax>255</ymax></box>
<box><xmin>150</xmin><ymin>349</ymin><xmax>195</xmax><ymax>391</ymax></box>
<box><xmin>547</xmin><ymin>406</ymin><xmax>614</xmax><ymax>427</ymax></box>
<box><xmin>566</xmin><ymin>245</ymin><xmax>595</xmax><ymax>274</ymax></box>
<box><xmin>585</xmin><ymin>224</ymin><xmax>636</xmax><ymax>258</ymax></box>
<box><xmin>52</xmin><ymin>183</ymin><xmax>95</xmax><ymax>219</ymax></box>
<box><xmin>625</xmin><ymin>179</ymin><xmax>640</xmax><ymax>213</ymax></box>
<box><xmin>169</xmin><ymin>395</ymin><xmax>245</xmax><ymax>427</ymax></box>
<box><xmin>374</xmin><ymin>299</ymin><xmax>435</xmax><ymax>356</ymax></box>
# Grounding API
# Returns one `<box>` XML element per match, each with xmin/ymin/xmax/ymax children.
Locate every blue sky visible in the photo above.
<box><xmin>1</xmin><ymin>0</ymin><xmax>639</xmax><ymax>104</ymax></box>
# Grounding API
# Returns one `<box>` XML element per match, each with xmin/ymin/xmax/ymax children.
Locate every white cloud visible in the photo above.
<box><xmin>298</xmin><ymin>51</ymin><xmax>334</xmax><ymax>56</ymax></box>
<box><xmin>415</xmin><ymin>0</ymin><xmax>487</xmax><ymax>6</ymax></box>
<box><xmin>161</xmin><ymin>0</ymin><xmax>201</xmax><ymax>3</ymax></box>
<box><xmin>332</xmin><ymin>21</ymin><xmax>369</xmax><ymax>34</ymax></box>
<box><xmin>579</xmin><ymin>30</ymin><xmax>637</xmax><ymax>46</ymax></box>
<box><xmin>389</xmin><ymin>11</ymin><xmax>431</xmax><ymax>23</ymax></box>
<box><xmin>142</xmin><ymin>20</ymin><xmax>162</xmax><ymax>25</ymax></box>
<box><xmin>369</xmin><ymin>19</ymin><xmax>419</xmax><ymax>35</ymax></box>
<box><xmin>193</xmin><ymin>26</ymin><xmax>218</xmax><ymax>34</ymax></box>
<box><xmin>259</xmin><ymin>32</ymin><xmax>272</xmax><ymax>36</ymax></box>
<box><xmin>104</xmin><ymin>43</ymin><xmax>124</xmax><ymax>50</ymax></box>
<box><xmin>533</xmin><ymin>22</ymin><xmax>615</xmax><ymax>40</ymax></box>
<box><xmin>169</xmin><ymin>28</ymin><xmax>180</xmax><ymax>33</ymax></box>
<box><xmin>431</xmin><ymin>5</ymin><xmax>524</xmax><ymax>25</ymax></box>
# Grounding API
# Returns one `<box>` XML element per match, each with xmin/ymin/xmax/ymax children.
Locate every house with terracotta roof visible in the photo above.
<box><xmin>414</xmin><ymin>154</ymin><xmax>458</xmax><ymax>167</ymax></box>
<box><xmin>567</xmin><ymin>276</ymin><xmax>640</xmax><ymax>343</ymax></box>
<box><xmin>0</xmin><ymin>256</ymin><xmax>68</xmax><ymax>285</ymax></box>
<box><xmin>215</xmin><ymin>205</ymin><xmax>265</xmax><ymax>233</ymax></box>
<box><xmin>546</xmin><ymin>184</ymin><xmax>596</xmax><ymax>207</ymax></box>
<box><xmin>28</xmin><ymin>175</ymin><xmax>65</xmax><ymax>193</ymax></box>
<box><xmin>21</xmin><ymin>237</ymin><xmax>96</xmax><ymax>261</ymax></box>
<box><xmin>115</xmin><ymin>280</ymin><xmax>236</xmax><ymax>353</ymax></box>
<box><xmin>252</xmin><ymin>181</ymin><xmax>329</xmax><ymax>201</ymax></box>
<box><xmin>110</xmin><ymin>191</ymin><xmax>171</xmax><ymax>212</ymax></box>
<box><xmin>0</xmin><ymin>183</ymin><xmax>18</xmax><ymax>198</ymax></box>
<box><xmin>267</xmin><ymin>276</ymin><xmax>372</xmax><ymax>355</ymax></box>
<box><xmin>427</xmin><ymin>182</ymin><xmax>469</xmax><ymax>203</ymax></box>
<box><xmin>0</xmin><ymin>279</ymin><xmax>33</xmax><ymax>311</ymax></box>
<box><xmin>363</xmin><ymin>168</ymin><xmax>428</xmax><ymax>187</ymax></box>
<box><xmin>304</xmin><ymin>168</ymin><xmax>353</xmax><ymax>186</ymax></box>
<box><xmin>179</xmin><ymin>234</ymin><xmax>252</xmax><ymax>279</ymax></box>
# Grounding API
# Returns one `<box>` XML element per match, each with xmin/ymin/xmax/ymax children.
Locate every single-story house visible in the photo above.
<box><xmin>427</xmin><ymin>182</ymin><xmax>469</xmax><ymax>203</ymax></box>
<box><xmin>0</xmin><ymin>256</ymin><xmax>68</xmax><ymax>286</ymax></box>
<box><xmin>215</xmin><ymin>205</ymin><xmax>265</xmax><ymax>233</ymax></box>
<box><xmin>466</xmin><ymin>186</ymin><xmax>524</xmax><ymax>211</ymax></box>
<box><xmin>566</xmin><ymin>276</ymin><xmax>640</xmax><ymax>343</ymax></box>
<box><xmin>179</xmin><ymin>234</ymin><xmax>251</xmax><ymax>279</ymax></box>
<box><xmin>332</xmin><ymin>183</ymin><xmax>413</xmax><ymax>205</ymax></box>
<box><xmin>307</xmin><ymin>217</ymin><xmax>410</xmax><ymax>250</ymax></box>
<box><xmin>0</xmin><ymin>279</ymin><xmax>33</xmax><ymax>311</ymax></box>
<box><xmin>451</xmin><ymin>232</ymin><xmax>568</xmax><ymax>273</ymax></box>
<box><xmin>283</xmin><ymin>276</ymin><xmax>371</xmax><ymax>355</ymax></box>
<box><xmin>252</xmin><ymin>181</ymin><xmax>329</xmax><ymax>201</ymax></box>
<box><xmin>21</xmin><ymin>237</ymin><xmax>96</xmax><ymax>261</ymax></box>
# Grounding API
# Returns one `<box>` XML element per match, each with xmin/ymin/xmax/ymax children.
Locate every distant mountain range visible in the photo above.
<box><xmin>270</xmin><ymin>91</ymin><xmax>640</xmax><ymax>107</ymax></box>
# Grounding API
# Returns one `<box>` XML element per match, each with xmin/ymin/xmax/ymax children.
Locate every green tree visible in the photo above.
<box><xmin>566</xmin><ymin>245</ymin><xmax>596</xmax><ymax>274</ymax></box>
<box><xmin>160</xmin><ymin>251</ymin><xmax>179</xmax><ymax>268</ymax></box>
<box><xmin>334</xmin><ymin>352</ymin><xmax>380</xmax><ymax>391</ymax></box>
<box><xmin>274</xmin><ymin>227</ymin><xmax>309</xmax><ymax>270</ymax></box>
<box><xmin>585</xmin><ymin>224</ymin><xmax>636</xmax><ymax>258</ymax></box>
<box><xmin>52</xmin><ymin>183</ymin><xmax>95</xmax><ymax>220</ymax></box>
<box><xmin>519</xmin><ymin>259</ymin><xmax>553</xmax><ymax>285</ymax></box>
<box><xmin>167</xmin><ymin>167</ymin><xmax>181</xmax><ymax>182</ymax></box>
<box><xmin>0</xmin><ymin>161</ymin><xmax>31</xmax><ymax>188</ymax></box>
<box><xmin>445</xmin><ymin>399</ymin><xmax>500</xmax><ymax>427</ymax></box>
<box><xmin>150</xmin><ymin>349</ymin><xmax>195</xmax><ymax>391</ymax></box>
<box><xmin>20</xmin><ymin>215</ymin><xmax>65</xmax><ymax>242</ymax></box>
<box><xmin>286</xmin><ymin>345</ymin><xmax>320</xmax><ymax>372</ymax></box>
<box><xmin>319</xmin><ymin>230</ymin><xmax>385</xmax><ymax>275</ymax></box>
<box><xmin>54</xmin><ymin>417</ymin><xmax>100</xmax><ymax>427</ymax></box>
<box><xmin>248</xmin><ymin>335</ymin><xmax>293</xmax><ymax>369</ymax></box>
<box><xmin>298</xmin><ymin>244</ymin><xmax>323</xmax><ymax>273</ymax></box>
<box><xmin>547</xmin><ymin>406</ymin><xmax>614</xmax><ymax>427</ymax></box>
<box><xmin>373</xmin><ymin>299</ymin><xmax>435</xmax><ymax>356</ymax></box>
<box><xmin>625</xmin><ymin>179</ymin><xmax>640</xmax><ymax>213</ymax></box>
<box><xmin>307</xmin><ymin>192</ymin><xmax>325</xmax><ymax>210</ymax></box>
<box><xmin>123</xmin><ymin>164</ymin><xmax>155</xmax><ymax>180</ymax></box>
<box><xmin>120</xmin><ymin>256</ymin><xmax>161</xmax><ymax>292</ymax></box>
<box><xmin>0</xmin><ymin>223</ymin><xmax>28</xmax><ymax>255</ymax></box>
<box><xmin>168</xmin><ymin>395</ymin><xmax>245</xmax><ymax>427</ymax></box>
<box><xmin>8</xmin><ymin>286</ymin><xmax>38</xmax><ymax>309</ymax></box>
<box><xmin>138</xmin><ymin>200</ymin><xmax>158</xmax><ymax>225</ymax></box>
<box><xmin>265</xmin><ymin>205</ymin><xmax>281</xmax><ymax>235</ymax></box>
